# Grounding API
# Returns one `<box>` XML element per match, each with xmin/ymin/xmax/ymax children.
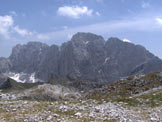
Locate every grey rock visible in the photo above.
<box><xmin>0</xmin><ymin>57</ymin><xmax>11</xmax><ymax>73</ymax></box>
<box><xmin>1</xmin><ymin>32</ymin><xmax>162</xmax><ymax>88</ymax></box>
<box><xmin>36</xmin><ymin>44</ymin><xmax>59</xmax><ymax>81</ymax></box>
<box><xmin>0</xmin><ymin>74</ymin><xmax>8</xmax><ymax>85</ymax></box>
<box><xmin>57</xmin><ymin>33</ymin><xmax>162</xmax><ymax>84</ymax></box>
<box><xmin>9</xmin><ymin>42</ymin><xmax>49</xmax><ymax>73</ymax></box>
<box><xmin>58</xmin><ymin>32</ymin><xmax>106</xmax><ymax>82</ymax></box>
<box><xmin>46</xmin><ymin>115</ymin><xmax>53</xmax><ymax>121</ymax></box>
<box><xmin>159</xmin><ymin>71</ymin><xmax>162</xmax><ymax>77</ymax></box>
<box><xmin>74</xmin><ymin>112</ymin><xmax>82</xmax><ymax>117</ymax></box>
<box><xmin>53</xmin><ymin>114</ymin><xmax>59</xmax><ymax>118</ymax></box>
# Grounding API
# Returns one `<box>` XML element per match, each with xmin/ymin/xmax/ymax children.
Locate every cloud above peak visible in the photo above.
<box><xmin>0</xmin><ymin>15</ymin><xmax>33</xmax><ymax>39</ymax></box>
<box><xmin>13</xmin><ymin>26</ymin><xmax>33</xmax><ymax>36</ymax></box>
<box><xmin>0</xmin><ymin>15</ymin><xmax>13</xmax><ymax>38</ymax></box>
<box><xmin>57</xmin><ymin>6</ymin><xmax>93</xmax><ymax>19</ymax></box>
<box><xmin>156</xmin><ymin>17</ymin><xmax>162</xmax><ymax>25</ymax></box>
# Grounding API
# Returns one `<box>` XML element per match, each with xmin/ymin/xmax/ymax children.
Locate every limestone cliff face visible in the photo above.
<box><xmin>9</xmin><ymin>42</ymin><xmax>49</xmax><ymax>73</ymax></box>
<box><xmin>0</xmin><ymin>57</ymin><xmax>11</xmax><ymax>74</ymax></box>
<box><xmin>1</xmin><ymin>32</ymin><xmax>162</xmax><ymax>84</ymax></box>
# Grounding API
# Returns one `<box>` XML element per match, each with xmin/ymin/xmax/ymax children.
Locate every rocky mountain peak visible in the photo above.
<box><xmin>0</xmin><ymin>32</ymin><xmax>162</xmax><ymax>85</ymax></box>
<box><xmin>25</xmin><ymin>41</ymin><xmax>49</xmax><ymax>49</ymax></box>
<box><xmin>71</xmin><ymin>32</ymin><xmax>105</xmax><ymax>45</ymax></box>
<box><xmin>9</xmin><ymin>41</ymin><xmax>49</xmax><ymax>73</ymax></box>
<box><xmin>10</xmin><ymin>42</ymin><xmax>49</xmax><ymax>57</ymax></box>
<box><xmin>106</xmin><ymin>37</ymin><xmax>131</xmax><ymax>46</ymax></box>
<box><xmin>108</xmin><ymin>37</ymin><xmax>122</xmax><ymax>42</ymax></box>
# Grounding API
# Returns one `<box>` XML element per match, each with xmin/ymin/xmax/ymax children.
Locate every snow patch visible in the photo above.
<box><xmin>85</xmin><ymin>41</ymin><xmax>89</xmax><ymax>45</ymax></box>
<box><xmin>104</xmin><ymin>57</ymin><xmax>110</xmax><ymax>63</ymax></box>
<box><xmin>123</xmin><ymin>38</ymin><xmax>131</xmax><ymax>43</ymax></box>
<box><xmin>6</xmin><ymin>72</ymin><xmax>39</xmax><ymax>83</ymax></box>
<box><xmin>83</xmin><ymin>41</ymin><xmax>89</xmax><ymax>45</ymax></box>
<box><xmin>29</xmin><ymin>73</ymin><xmax>36</xmax><ymax>83</ymax></box>
<box><xmin>10</xmin><ymin>73</ymin><xmax>26</xmax><ymax>83</ymax></box>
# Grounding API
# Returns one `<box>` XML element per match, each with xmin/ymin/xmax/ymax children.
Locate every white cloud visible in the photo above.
<box><xmin>34</xmin><ymin>16</ymin><xmax>158</xmax><ymax>42</ymax></box>
<box><xmin>1</xmin><ymin>13</ymin><xmax>161</xmax><ymax>47</ymax></box>
<box><xmin>0</xmin><ymin>15</ymin><xmax>13</xmax><ymax>39</ymax></box>
<box><xmin>123</xmin><ymin>38</ymin><xmax>131</xmax><ymax>43</ymax></box>
<box><xmin>57</xmin><ymin>6</ymin><xmax>93</xmax><ymax>19</ymax></box>
<box><xmin>13</xmin><ymin>26</ymin><xmax>33</xmax><ymax>36</ymax></box>
<box><xmin>96</xmin><ymin>12</ymin><xmax>100</xmax><ymax>16</ymax></box>
<box><xmin>0</xmin><ymin>15</ymin><xmax>34</xmax><ymax>39</ymax></box>
<box><xmin>141</xmin><ymin>2</ymin><xmax>150</xmax><ymax>8</ymax></box>
<box><xmin>156</xmin><ymin>17</ymin><xmax>162</xmax><ymax>25</ymax></box>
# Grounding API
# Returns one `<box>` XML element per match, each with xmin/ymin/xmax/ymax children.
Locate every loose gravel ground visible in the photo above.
<box><xmin>0</xmin><ymin>99</ymin><xmax>162</xmax><ymax>122</ymax></box>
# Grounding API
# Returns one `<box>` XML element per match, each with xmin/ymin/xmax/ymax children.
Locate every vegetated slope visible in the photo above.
<box><xmin>86</xmin><ymin>71</ymin><xmax>162</xmax><ymax>107</ymax></box>
<box><xmin>0</xmin><ymin>78</ymin><xmax>42</xmax><ymax>92</ymax></box>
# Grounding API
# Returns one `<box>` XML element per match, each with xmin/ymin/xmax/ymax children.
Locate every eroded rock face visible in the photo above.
<box><xmin>56</xmin><ymin>33</ymin><xmax>162</xmax><ymax>83</ymax></box>
<box><xmin>58</xmin><ymin>32</ymin><xmax>106</xmax><ymax>83</ymax></box>
<box><xmin>9</xmin><ymin>42</ymin><xmax>49</xmax><ymax>73</ymax></box>
<box><xmin>102</xmin><ymin>37</ymin><xmax>156</xmax><ymax>82</ymax></box>
<box><xmin>0</xmin><ymin>74</ymin><xmax>8</xmax><ymax>85</ymax></box>
<box><xmin>36</xmin><ymin>44</ymin><xmax>60</xmax><ymax>80</ymax></box>
<box><xmin>1</xmin><ymin>32</ymin><xmax>162</xmax><ymax>85</ymax></box>
<box><xmin>0</xmin><ymin>57</ymin><xmax>11</xmax><ymax>74</ymax></box>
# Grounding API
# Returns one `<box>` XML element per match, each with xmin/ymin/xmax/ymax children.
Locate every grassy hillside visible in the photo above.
<box><xmin>0</xmin><ymin>78</ymin><xmax>43</xmax><ymax>92</ymax></box>
<box><xmin>86</xmin><ymin>71</ymin><xmax>162</xmax><ymax>107</ymax></box>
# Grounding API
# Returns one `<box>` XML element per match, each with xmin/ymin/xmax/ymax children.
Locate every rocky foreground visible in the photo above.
<box><xmin>0</xmin><ymin>97</ymin><xmax>162</xmax><ymax>122</ymax></box>
<box><xmin>0</xmin><ymin>71</ymin><xmax>162</xmax><ymax>122</ymax></box>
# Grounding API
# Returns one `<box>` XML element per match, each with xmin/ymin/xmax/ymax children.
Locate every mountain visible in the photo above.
<box><xmin>36</xmin><ymin>44</ymin><xmax>60</xmax><ymax>80</ymax></box>
<box><xmin>0</xmin><ymin>32</ymin><xmax>162</xmax><ymax>86</ymax></box>
<box><xmin>9</xmin><ymin>42</ymin><xmax>49</xmax><ymax>73</ymax></box>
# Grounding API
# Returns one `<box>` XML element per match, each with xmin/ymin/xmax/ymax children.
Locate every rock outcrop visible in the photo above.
<box><xmin>9</xmin><ymin>42</ymin><xmax>49</xmax><ymax>73</ymax></box>
<box><xmin>0</xmin><ymin>57</ymin><xmax>11</xmax><ymax>73</ymax></box>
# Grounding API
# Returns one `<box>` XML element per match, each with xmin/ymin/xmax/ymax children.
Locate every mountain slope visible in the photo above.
<box><xmin>0</xmin><ymin>78</ymin><xmax>42</xmax><ymax>92</ymax></box>
<box><xmin>86</xmin><ymin>71</ymin><xmax>162</xmax><ymax>103</ymax></box>
<box><xmin>9</xmin><ymin>42</ymin><xmax>49</xmax><ymax>73</ymax></box>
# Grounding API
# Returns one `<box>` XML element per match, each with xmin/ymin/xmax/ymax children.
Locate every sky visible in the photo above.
<box><xmin>0</xmin><ymin>0</ymin><xmax>162</xmax><ymax>58</ymax></box>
